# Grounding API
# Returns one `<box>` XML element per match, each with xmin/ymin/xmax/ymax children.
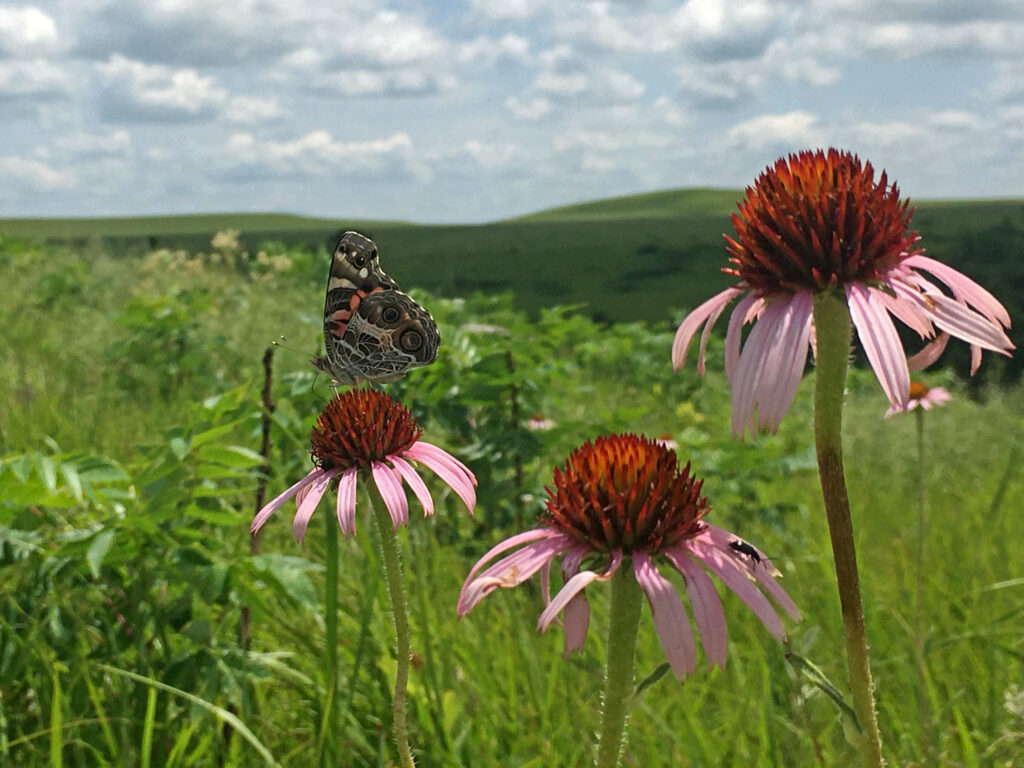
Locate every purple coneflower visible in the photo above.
<box><xmin>458</xmin><ymin>434</ymin><xmax>798</xmax><ymax>676</ymax></box>
<box><xmin>672</xmin><ymin>148</ymin><xmax>1012</xmax><ymax>438</ymax></box>
<box><xmin>884</xmin><ymin>380</ymin><xmax>951</xmax><ymax>418</ymax></box>
<box><xmin>251</xmin><ymin>388</ymin><xmax>475</xmax><ymax>767</ymax></box>
<box><xmin>526</xmin><ymin>411</ymin><xmax>556</xmax><ymax>431</ymax></box>
<box><xmin>251</xmin><ymin>388</ymin><xmax>476</xmax><ymax>541</ymax></box>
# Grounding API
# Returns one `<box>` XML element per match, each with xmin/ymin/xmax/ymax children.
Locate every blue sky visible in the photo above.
<box><xmin>1</xmin><ymin>0</ymin><xmax>1022</xmax><ymax>222</ymax></box>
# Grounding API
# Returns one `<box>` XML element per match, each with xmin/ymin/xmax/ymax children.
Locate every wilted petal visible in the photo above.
<box><xmin>389</xmin><ymin>455</ymin><xmax>434</xmax><ymax>516</ymax></box>
<box><xmin>293</xmin><ymin>468</ymin><xmax>339</xmax><ymax>544</ymax></box>
<box><xmin>633</xmin><ymin>552</ymin><xmax>697</xmax><ymax>680</ymax></box>
<box><xmin>251</xmin><ymin>469</ymin><xmax>322</xmax><ymax>534</ymax></box>
<box><xmin>672</xmin><ymin>287</ymin><xmax>743</xmax><ymax>372</ymax></box>
<box><xmin>847</xmin><ymin>283</ymin><xmax>910</xmax><ymax>409</ymax></box>
<box><xmin>335</xmin><ymin>467</ymin><xmax>358</xmax><ymax>536</ymax></box>
<box><xmin>665</xmin><ymin>549</ymin><xmax>728</xmax><ymax>670</ymax></box>
<box><xmin>538</xmin><ymin>570</ymin><xmax>604</xmax><ymax>634</ymax></box>
<box><xmin>372</xmin><ymin>461</ymin><xmax>408</xmax><ymax>528</ymax></box>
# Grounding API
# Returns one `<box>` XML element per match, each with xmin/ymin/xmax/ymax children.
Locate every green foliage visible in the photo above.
<box><xmin>0</xmin><ymin>236</ymin><xmax>1022</xmax><ymax>766</ymax></box>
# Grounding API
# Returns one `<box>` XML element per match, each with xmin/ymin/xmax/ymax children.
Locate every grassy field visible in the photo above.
<box><xmin>0</xmin><ymin>197</ymin><xmax>1023</xmax><ymax>766</ymax></box>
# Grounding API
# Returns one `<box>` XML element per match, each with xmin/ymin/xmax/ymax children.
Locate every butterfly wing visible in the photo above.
<box><xmin>322</xmin><ymin>289</ymin><xmax>439</xmax><ymax>385</ymax></box>
<box><xmin>314</xmin><ymin>231</ymin><xmax>438</xmax><ymax>385</ymax></box>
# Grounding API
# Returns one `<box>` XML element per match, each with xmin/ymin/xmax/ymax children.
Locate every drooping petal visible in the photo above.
<box><xmin>335</xmin><ymin>467</ymin><xmax>358</xmax><ymax>536</ymax></box>
<box><xmin>292</xmin><ymin>468</ymin><xmax>339</xmax><ymax>544</ymax></box>
<box><xmin>688</xmin><ymin>539</ymin><xmax>786</xmax><ymax>639</ymax></box>
<box><xmin>372</xmin><ymin>460</ymin><xmax>408</xmax><ymax>529</ymax></box>
<box><xmin>758</xmin><ymin>290</ymin><xmax>814</xmax><ymax>432</ymax></box>
<box><xmin>538</xmin><ymin>570</ymin><xmax>604</xmax><ymax>634</ymax></box>
<box><xmin>700</xmin><ymin>524</ymin><xmax>800</xmax><ymax>621</ymax></box>
<box><xmin>563</xmin><ymin>588</ymin><xmax>590</xmax><ymax>657</ymax></box>
<box><xmin>907</xmin><ymin>332</ymin><xmax>949</xmax><ymax>372</ymax></box>
<box><xmin>672</xmin><ymin>287</ymin><xmax>743</xmax><ymax>372</ymax></box>
<box><xmin>251</xmin><ymin>469</ymin><xmax>322</xmax><ymax>534</ymax></box>
<box><xmin>724</xmin><ymin>293</ymin><xmax>761</xmax><ymax>384</ymax></box>
<box><xmin>460</xmin><ymin>529</ymin><xmax>565</xmax><ymax>598</ymax></box>
<box><xmin>874</xmin><ymin>283</ymin><xmax>934</xmax><ymax>339</ymax></box>
<box><xmin>458</xmin><ymin>531</ymin><xmax>576</xmax><ymax>616</ymax></box>
<box><xmin>633</xmin><ymin>551</ymin><xmax>697</xmax><ymax>680</ymax></box>
<box><xmin>732</xmin><ymin>293</ymin><xmax>811</xmax><ymax>438</ymax></box>
<box><xmin>404</xmin><ymin>442</ymin><xmax>477</xmax><ymax>512</ymax></box>
<box><xmin>389</xmin><ymin>455</ymin><xmax>434</xmax><ymax>516</ymax></box>
<box><xmin>664</xmin><ymin>549</ymin><xmax>728</xmax><ymax>670</ymax></box>
<box><xmin>847</xmin><ymin>283</ymin><xmax>910</xmax><ymax>409</ymax></box>
<box><xmin>903</xmin><ymin>255</ymin><xmax>1011</xmax><ymax>328</ymax></box>
<box><xmin>898</xmin><ymin>278</ymin><xmax>1014</xmax><ymax>356</ymax></box>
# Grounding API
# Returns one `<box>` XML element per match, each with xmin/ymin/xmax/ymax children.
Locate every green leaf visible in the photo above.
<box><xmin>59</xmin><ymin>463</ymin><xmax>83</xmax><ymax>502</ymax></box>
<box><xmin>86</xmin><ymin>529</ymin><xmax>116</xmax><ymax>578</ymax></box>
<box><xmin>197</xmin><ymin>445</ymin><xmax>265</xmax><ymax>469</ymax></box>
<box><xmin>169</xmin><ymin>437</ymin><xmax>189</xmax><ymax>460</ymax></box>
<box><xmin>36</xmin><ymin>455</ymin><xmax>57</xmax><ymax>492</ymax></box>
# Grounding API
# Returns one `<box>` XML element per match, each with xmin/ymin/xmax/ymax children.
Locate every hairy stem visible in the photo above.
<box><xmin>594</xmin><ymin>564</ymin><xmax>643</xmax><ymax>768</ymax></box>
<box><xmin>812</xmin><ymin>291</ymin><xmax>884</xmax><ymax>768</ymax></box>
<box><xmin>369</xmin><ymin>480</ymin><xmax>417</xmax><ymax>768</ymax></box>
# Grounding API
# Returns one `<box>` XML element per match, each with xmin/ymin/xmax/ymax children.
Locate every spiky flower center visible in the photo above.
<box><xmin>542</xmin><ymin>434</ymin><xmax>709</xmax><ymax>553</ymax></box>
<box><xmin>726</xmin><ymin>148</ymin><xmax>922</xmax><ymax>294</ymax></box>
<box><xmin>310</xmin><ymin>388</ymin><xmax>422</xmax><ymax>470</ymax></box>
<box><xmin>908</xmin><ymin>381</ymin><xmax>931</xmax><ymax>400</ymax></box>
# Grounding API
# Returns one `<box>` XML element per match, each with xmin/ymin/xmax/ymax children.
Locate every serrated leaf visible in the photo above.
<box><xmin>36</xmin><ymin>455</ymin><xmax>57</xmax><ymax>491</ymax></box>
<box><xmin>60</xmin><ymin>462</ymin><xmax>83</xmax><ymax>501</ymax></box>
<box><xmin>86</xmin><ymin>529</ymin><xmax>116</xmax><ymax>578</ymax></box>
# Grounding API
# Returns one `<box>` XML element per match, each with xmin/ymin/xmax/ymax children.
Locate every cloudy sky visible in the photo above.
<box><xmin>1</xmin><ymin>0</ymin><xmax>1022</xmax><ymax>223</ymax></box>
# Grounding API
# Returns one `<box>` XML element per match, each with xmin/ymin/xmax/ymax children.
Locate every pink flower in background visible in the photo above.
<box><xmin>884</xmin><ymin>380</ymin><xmax>951</xmax><ymax>418</ymax></box>
<box><xmin>458</xmin><ymin>434</ymin><xmax>799</xmax><ymax>680</ymax></box>
<box><xmin>251</xmin><ymin>389</ymin><xmax>476</xmax><ymax>542</ymax></box>
<box><xmin>526</xmin><ymin>411</ymin><xmax>556</xmax><ymax>431</ymax></box>
<box><xmin>672</xmin><ymin>148</ymin><xmax>1013</xmax><ymax>438</ymax></box>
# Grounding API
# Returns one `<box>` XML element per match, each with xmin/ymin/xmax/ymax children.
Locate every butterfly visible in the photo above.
<box><xmin>312</xmin><ymin>231</ymin><xmax>439</xmax><ymax>385</ymax></box>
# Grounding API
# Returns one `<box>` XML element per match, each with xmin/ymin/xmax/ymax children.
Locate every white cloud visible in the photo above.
<box><xmin>221</xmin><ymin>129</ymin><xmax>415</xmax><ymax>180</ymax></box>
<box><xmin>0</xmin><ymin>6</ymin><xmax>58</xmax><ymax>57</ymax></box>
<box><xmin>458</xmin><ymin>34</ymin><xmax>531</xmax><ymax>66</ymax></box>
<box><xmin>0</xmin><ymin>59</ymin><xmax>71</xmax><ymax>99</ymax></box>
<box><xmin>0</xmin><ymin>155</ymin><xmax>74</xmax><ymax>190</ymax></box>
<box><xmin>50</xmin><ymin>129</ymin><xmax>131</xmax><ymax>158</ymax></box>
<box><xmin>96</xmin><ymin>54</ymin><xmax>280</xmax><ymax>124</ymax></box>
<box><xmin>468</xmin><ymin>0</ymin><xmax>546</xmax><ymax>21</ymax></box>
<box><xmin>530</xmin><ymin>45</ymin><xmax>644</xmax><ymax>104</ymax></box>
<box><xmin>724</xmin><ymin>111</ymin><xmax>822</xmax><ymax>150</ymax></box>
<box><xmin>506</xmin><ymin>95</ymin><xmax>552</xmax><ymax>121</ymax></box>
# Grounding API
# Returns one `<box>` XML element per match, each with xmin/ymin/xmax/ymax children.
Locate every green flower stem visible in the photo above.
<box><xmin>913</xmin><ymin>408</ymin><xmax>936</xmax><ymax>762</ymax></box>
<box><xmin>595</xmin><ymin>563</ymin><xmax>643</xmax><ymax>768</ymax></box>
<box><xmin>318</xmin><ymin>502</ymin><xmax>339</xmax><ymax>767</ymax></box>
<box><xmin>812</xmin><ymin>291</ymin><xmax>884</xmax><ymax>768</ymax></box>
<box><xmin>368</xmin><ymin>480</ymin><xmax>416</xmax><ymax>768</ymax></box>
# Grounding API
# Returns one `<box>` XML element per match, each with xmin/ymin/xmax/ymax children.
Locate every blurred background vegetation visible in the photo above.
<box><xmin>0</xmin><ymin>190</ymin><xmax>1022</xmax><ymax>766</ymax></box>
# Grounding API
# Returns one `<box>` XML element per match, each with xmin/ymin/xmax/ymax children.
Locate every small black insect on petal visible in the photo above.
<box><xmin>728</xmin><ymin>539</ymin><xmax>762</xmax><ymax>565</ymax></box>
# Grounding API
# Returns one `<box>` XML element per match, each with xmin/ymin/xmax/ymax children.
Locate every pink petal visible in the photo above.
<box><xmin>907</xmin><ymin>332</ymin><xmax>950</xmax><ymax>372</ymax></box>
<box><xmin>458</xmin><ymin>532</ymin><xmax>575</xmax><ymax>615</ymax></box>
<box><xmin>633</xmin><ymin>551</ymin><xmax>697</xmax><ymax>680</ymax></box>
<box><xmin>903</xmin><ymin>255</ymin><xmax>1011</xmax><ymax>328</ymax></box>
<box><xmin>688</xmin><ymin>539</ymin><xmax>786</xmax><ymax>639</ymax></box>
<box><xmin>724</xmin><ymin>293</ymin><xmax>761</xmax><ymax>384</ymax></box>
<box><xmin>461</xmin><ymin>528</ymin><xmax>564</xmax><ymax>597</ymax></box>
<box><xmin>563</xmin><ymin>589</ymin><xmax>590</xmax><ymax>657</ymax></box>
<box><xmin>404</xmin><ymin>442</ymin><xmax>477</xmax><ymax>512</ymax></box>
<box><xmin>672</xmin><ymin>287</ymin><xmax>742</xmax><ymax>372</ymax></box>
<box><xmin>292</xmin><ymin>468</ymin><xmax>339</xmax><ymax>544</ymax></box>
<box><xmin>538</xmin><ymin>570</ymin><xmax>603</xmax><ymax>633</ymax></box>
<box><xmin>372</xmin><ymin>461</ymin><xmax>408</xmax><ymax>529</ymax></box>
<box><xmin>847</xmin><ymin>283</ymin><xmax>909</xmax><ymax>409</ymax></box>
<box><xmin>665</xmin><ymin>549</ymin><xmax>728</xmax><ymax>670</ymax></box>
<box><xmin>896</xmin><ymin>276</ymin><xmax>1015</xmax><ymax>356</ymax></box>
<box><xmin>758</xmin><ymin>290</ymin><xmax>814</xmax><ymax>432</ymax></box>
<box><xmin>251</xmin><ymin>469</ymin><xmax>322</xmax><ymax>534</ymax></box>
<box><xmin>389</xmin><ymin>455</ymin><xmax>434</xmax><ymax>516</ymax></box>
<box><xmin>875</xmin><ymin>283</ymin><xmax>933</xmax><ymax>339</ymax></box>
<box><xmin>335</xmin><ymin>467</ymin><xmax>358</xmax><ymax>536</ymax></box>
<box><xmin>732</xmin><ymin>293</ymin><xmax>811</xmax><ymax>438</ymax></box>
<box><xmin>700</xmin><ymin>524</ymin><xmax>799</xmax><ymax>620</ymax></box>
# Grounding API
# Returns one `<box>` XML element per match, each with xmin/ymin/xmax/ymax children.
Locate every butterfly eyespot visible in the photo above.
<box><xmin>400</xmin><ymin>330</ymin><xmax>423</xmax><ymax>351</ymax></box>
<box><xmin>354</xmin><ymin>256</ymin><xmax>366</xmax><ymax>267</ymax></box>
<box><xmin>382</xmin><ymin>306</ymin><xmax>400</xmax><ymax>323</ymax></box>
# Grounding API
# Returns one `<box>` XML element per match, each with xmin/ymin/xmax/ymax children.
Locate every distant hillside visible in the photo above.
<box><xmin>2</xmin><ymin>189</ymin><xmax>1021</xmax><ymax>379</ymax></box>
